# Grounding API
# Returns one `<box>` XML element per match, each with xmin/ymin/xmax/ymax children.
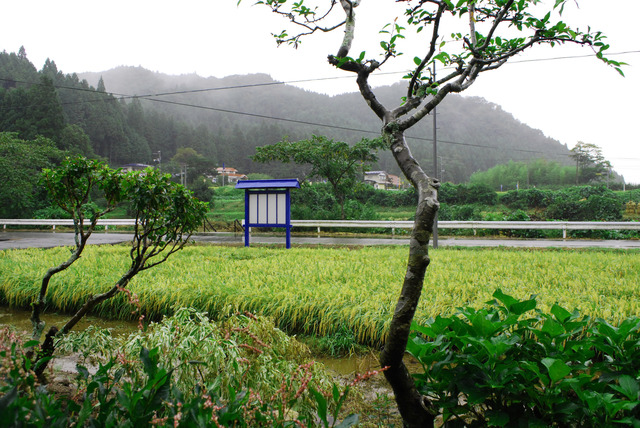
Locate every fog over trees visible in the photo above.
<box><xmin>78</xmin><ymin>65</ymin><xmax>572</xmax><ymax>182</ymax></box>
<box><xmin>2</xmin><ymin>48</ymin><xmax>575</xmax><ymax>187</ymax></box>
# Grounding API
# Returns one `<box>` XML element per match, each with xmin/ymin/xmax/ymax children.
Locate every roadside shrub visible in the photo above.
<box><xmin>292</xmin><ymin>183</ymin><xmax>337</xmax><ymax>218</ymax></box>
<box><xmin>440</xmin><ymin>183</ymin><xmax>497</xmax><ymax>206</ymax></box>
<box><xmin>500</xmin><ymin>188</ymin><xmax>554</xmax><ymax>209</ymax></box>
<box><xmin>583</xmin><ymin>194</ymin><xmax>623</xmax><ymax>221</ymax></box>
<box><xmin>502</xmin><ymin>209</ymin><xmax>543</xmax><ymax>238</ymax></box>
<box><xmin>546</xmin><ymin>194</ymin><xmax>622</xmax><ymax>221</ymax></box>
<box><xmin>342</xmin><ymin>200</ymin><xmax>379</xmax><ymax>221</ymax></box>
<box><xmin>32</xmin><ymin>205</ymin><xmax>71</xmax><ymax>219</ymax></box>
<box><xmin>189</xmin><ymin>175</ymin><xmax>215</xmax><ymax>203</ymax></box>
<box><xmin>355</xmin><ymin>185</ymin><xmax>417</xmax><ymax>207</ymax></box>
<box><xmin>409</xmin><ymin>290</ymin><xmax>640</xmax><ymax>427</ymax></box>
<box><xmin>545</xmin><ymin>197</ymin><xmax>583</xmax><ymax>221</ymax></box>
<box><xmin>439</xmin><ymin>203</ymin><xmax>483</xmax><ymax>221</ymax></box>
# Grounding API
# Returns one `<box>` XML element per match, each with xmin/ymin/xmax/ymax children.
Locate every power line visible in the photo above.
<box><xmin>143</xmin><ymin>95</ymin><xmax>576</xmax><ymax>160</ymax></box>
<box><xmin>1</xmin><ymin>49</ymin><xmax>638</xmax><ymax>105</ymax></box>
<box><xmin>0</xmin><ymin>49</ymin><xmax>637</xmax><ymax>162</ymax></box>
<box><xmin>0</xmin><ymin>76</ymin><xmax>587</xmax><ymax>161</ymax></box>
<box><xmin>4</xmin><ymin>50</ymin><xmax>635</xmax><ymax>100</ymax></box>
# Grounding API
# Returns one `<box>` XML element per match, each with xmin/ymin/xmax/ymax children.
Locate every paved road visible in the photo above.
<box><xmin>1</xmin><ymin>231</ymin><xmax>640</xmax><ymax>249</ymax></box>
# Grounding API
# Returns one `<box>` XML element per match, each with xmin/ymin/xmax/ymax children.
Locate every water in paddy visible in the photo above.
<box><xmin>0</xmin><ymin>305</ymin><xmax>394</xmax><ymax>376</ymax></box>
<box><xmin>0</xmin><ymin>305</ymin><xmax>140</xmax><ymax>337</ymax></box>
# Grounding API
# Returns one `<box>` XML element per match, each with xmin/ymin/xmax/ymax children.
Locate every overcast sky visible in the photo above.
<box><xmin>2</xmin><ymin>1</ymin><xmax>639</xmax><ymax>183</ymax></box>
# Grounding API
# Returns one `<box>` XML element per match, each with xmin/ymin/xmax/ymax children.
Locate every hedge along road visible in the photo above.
<box><xmin>1</xmin><ymin>231</ymin><xmax>640</xmax><ymax>250</ymax></box>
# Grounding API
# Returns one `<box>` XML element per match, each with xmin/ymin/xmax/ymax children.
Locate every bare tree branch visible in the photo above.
<box><xmin>407</xmin><ymin>2</ymin><xmax>446</xmax><ymax>99</ymax></box>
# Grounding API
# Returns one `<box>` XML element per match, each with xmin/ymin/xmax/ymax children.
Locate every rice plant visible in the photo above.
<box><xmin>2</xmin><ymin>245</ymin><xmax>639</xmax><ymax>348</ymax></box>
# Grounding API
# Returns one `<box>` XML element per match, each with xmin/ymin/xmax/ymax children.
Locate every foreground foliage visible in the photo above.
<box><xmin>2</xmin><ymin>246</ymin><xmax>639</xmax><ymax>349</ymax></box>
<box><xmin>28</xmin><ymin>157</ymin><xmax>208</xmax><ymax>376</ymax></box>
<box><xmin>1</xmin><ymin>309</ymin><xmax>379</xmax><ymax>427</ymax></box>
<box><xmin>410</xmin><ymin>290</ymin><xmax>640</xmax><ymax>426</ymax></box>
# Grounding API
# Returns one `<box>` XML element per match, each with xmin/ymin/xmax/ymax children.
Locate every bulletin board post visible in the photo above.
<box><xmin>235</xmin><ymin>179</ymin><xmax>300</xmax><ymax>249</ymax></box>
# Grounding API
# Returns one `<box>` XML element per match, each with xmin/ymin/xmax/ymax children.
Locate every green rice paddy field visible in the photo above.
<box><xmin>1</xmin><ymin>245</ymin><xmax>639</xmax><ymax>347</ymax></box>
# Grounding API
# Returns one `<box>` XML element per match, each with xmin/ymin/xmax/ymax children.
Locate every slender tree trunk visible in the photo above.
<box><xmin>379</xmin><ymin>126</ymin><xmax>439</xmax><ymax>427</ymax></box>
<box><xmin>60</xmin><ymin>273</ymin><xmax>133</xmax><ymax>336</ymax></box>
<box><xmin>34</xmin><ymin>270</ymin><xmax>136</xmax><ymax>376</ymax></box>
<box><xmin>30</xmin><ymin>242</ymin><xmax>86</xmax><ymax>341</ymax></box>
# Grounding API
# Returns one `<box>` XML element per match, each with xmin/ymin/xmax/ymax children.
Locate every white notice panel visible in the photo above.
<box><xmin>248</xmin><ymin>191</ymin><xmax>288</xmax><ymax>226</ymax></box>
<box><xmin>249</xmin><ymin>193</ymin><xmax>258</xmax><ymax>223</ymax></box>
<box><xmin>277</xmin><ymin>193</ymin><xmax>286</xmax><ymax>225</ymax></box>
<box><xmin>257</xmin><ymin>193</ymin><xmax>268</xmax><ymax>223</ymax></box>
<box><xmin>267</xmin><ymin>194</ymin><xmax>277</xmax><ymax>224</ymax></box>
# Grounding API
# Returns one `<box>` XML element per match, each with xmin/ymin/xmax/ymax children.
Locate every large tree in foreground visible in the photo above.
<box><xmin>249</xmin><ymin>0</ymin><xmax>621</xmax><ymax>425</ymax></box>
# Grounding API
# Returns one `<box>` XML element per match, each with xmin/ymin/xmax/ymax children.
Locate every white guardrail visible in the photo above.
<box><xmin>0</xmin><ymin>219</ymin><xmax>136</xmax><ymax>231</ymax></box>
<box><xmin>290</xmin><ymin>220</ymin><xmax>640</xmax><ymax>239</ymax></box>
<box><xmin>2</xmin><ymin>219</ymin><xmax>640</xmax><ymax>239</ymax></box>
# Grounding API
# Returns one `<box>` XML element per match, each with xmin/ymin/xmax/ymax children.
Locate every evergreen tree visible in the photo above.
<box><xmin>0</xmin><ymin>132</ymin><xmax>64</xmax><ymax>218</ymax></box>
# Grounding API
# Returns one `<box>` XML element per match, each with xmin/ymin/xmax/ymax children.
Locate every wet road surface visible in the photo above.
<box><xmin>1</xmin><ymin>231</ymin><xmax>639</xmax><ymax>250</ymax></box>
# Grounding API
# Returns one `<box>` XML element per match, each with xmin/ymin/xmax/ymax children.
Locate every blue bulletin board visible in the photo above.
<box><xmin>235</xmin><ymin>179</ymin><xmax>300</xmax><ymax>248</ymax></box>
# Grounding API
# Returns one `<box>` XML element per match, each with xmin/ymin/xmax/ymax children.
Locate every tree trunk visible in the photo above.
<box><xmin>379</xmin><ymin>126</ymin><xmax>439</xmax><ymax>427</ymax></box>
<box><xmin>33</xmin><ymin>271</ymin><xmax>135</xmax><ymax>376</ymax></box>
<box><xmin>30</xmin><ymin>244</ymin><xmax>85</xmax><ymax>341</ymax></box>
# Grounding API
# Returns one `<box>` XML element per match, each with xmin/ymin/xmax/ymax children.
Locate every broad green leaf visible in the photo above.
<box><xmin>511</xmin><ymin>298</ymin><xmax>537</xmax><ymax>316</ymax></box>
<box><xmin>550</xmin><ymin>304</ymin><xmax>572</xmax><ymax>323</ymax></box>
<box><xmin>492</xmin><ymin>289</ymin><xmax>518</xmax><ymax>309</ymax></box>
<box><xmin>541</xmin><ymin>318</ymin><xmax>565</xmax><ymax>337</ymax></box>
<box><xmin>335</xmin><ymin>413</ymin><xmax>359</xmax><ymax>428</ymax></box>
<box><xmin>611</xmin><ymin>375</ymin><xmax>640</xmax><ymax>401</ymax></box>
<box><xmin>486</xmin><ymin>410</ymin><xmax>510</xmax><ymax>427</ymax></box>
<box><xmin>542</xmin><ymin>358</ymin><xmax>571</xmax><ymax>382</ymax></box>
<box><xmin>309</xmin><ymin>387</ymin><xmax>328</xmax><ymax>424</ymax></box>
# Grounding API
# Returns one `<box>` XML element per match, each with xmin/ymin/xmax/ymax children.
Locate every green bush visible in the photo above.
<box><xmin>500</xmin><ymin>188</ymin><xmax>554</xmax><ymax>209</ymax></box>
<box><xmin>439</xmin><ymin>203</ymin><xmax>483</xmax><ymax>221</ymax></box>
<box><xmin>292</xmin><ymin>183</ymin><xmax>337</xmax><ymax>218</ymax></box>
<box><xmin>354</xmin><ymin>185</ymin><xmax>417</xmax><ymax>207</ymax></box>
<box><xmin>409</xmin><ymin>290</ymin><xmax>640</xmax><ymax>427</ymax></box>
<box><xmin>546</xmin><ymin>194</ymin><xmax>622</xmax><ymax>222</ymax></box>
<box><xmin>440</xmin><ymin>183</ymin><xmax>497</xmax><ymax>206</ymax></box>
<box><xmin>189</xmin><ymin>175</ymin><xmax>215</xmax><ymax>204</ymax></box>
<box><xmin>33</xmin><ymin>205</ymin><xmax>72</xmax><ymax>219</ymax></box>
<box><xmin>502</xmin><ymin>209</ymin><xmax>544</xmax><ymax>238</ymax></box>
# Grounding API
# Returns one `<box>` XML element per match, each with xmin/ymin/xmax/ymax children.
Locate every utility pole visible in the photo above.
<box><xmin>180</xmin><ymin>164</ymin><xmax>187</xmax><ymax>186</ymax></box>
<box><xmin>432</xmin><ymin>62</ymin><xmax>439</xmax><ymax>249</ymax></box>
<box><xmin>153</xmin><ymin>151</ymin><xmax>162</xmax><ymax>171</ymax></box>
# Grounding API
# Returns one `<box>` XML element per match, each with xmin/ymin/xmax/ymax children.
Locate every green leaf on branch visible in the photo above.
<box><xmin>542</xmin><ymin>358</ymin><xmax>571</xmax><ymax>382</ymax></box>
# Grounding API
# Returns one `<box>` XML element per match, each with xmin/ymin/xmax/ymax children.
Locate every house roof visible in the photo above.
<box><xmin>217</xmin><ymin>167</ymin><xmax>238</xmax><ymax>173</ymax></box>
<box><xmin>235</xmin><ymin>179</ymin><xmax>300</xmax><ymax>189</ymax></box>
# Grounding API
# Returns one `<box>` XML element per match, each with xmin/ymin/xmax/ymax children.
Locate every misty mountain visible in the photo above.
<box><xmin>79</xmin><ymin>66</ymin><xmax>570</xmax><ymax>182</ymax></box>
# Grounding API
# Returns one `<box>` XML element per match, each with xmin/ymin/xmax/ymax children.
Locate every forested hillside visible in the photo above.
<box><xmin>1</xmin><ymin>48</ymin><xmax>572</xmax><ymax>185</ymax></box>
<box><xmin>79</xmin><ymin>66</ymin><xmax>572</xmax><ymax>182</ymax></box>
<box><xmin>0</xmin><ymin>50</ymin><xmax>218</xmax><ymax>169</ymax></box>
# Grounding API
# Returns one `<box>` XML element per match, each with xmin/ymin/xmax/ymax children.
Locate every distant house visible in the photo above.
<box><xmin>388</xmin><ymin>174</ymin><xmax>407</xmax><ymax>189</ymax></box>
<box><xmin>216</xmin><ymin>166</ymin><xmax>238</xmax><ymax>175</ymax></box>
<box><xmin>121</xmin><ymin>163</ymin><xmax>152</xmax><ymax>172</ymax></box>
<box><xmin>364</xmin><ymin>171</ymin><xmax>407</xmax><ymax>190</ymax></box>
<box><xmin>216</xmin><ymin>166</ymin><xmax>247</xmax><ymax>185</ymax></box>
<box><xmin>364</xmin><ymin>171</ymin><xmax>393</xmax><ymax>190</ymax></box>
